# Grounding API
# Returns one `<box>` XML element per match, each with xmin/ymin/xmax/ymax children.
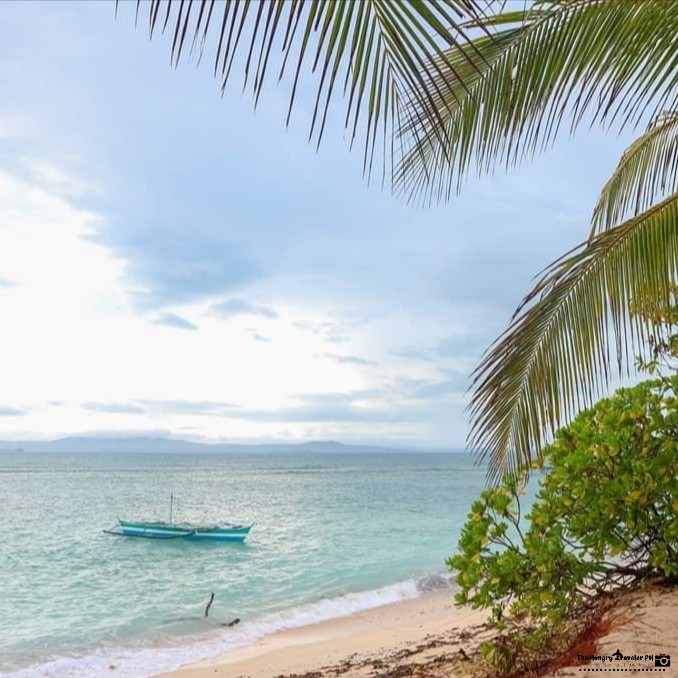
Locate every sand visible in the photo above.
<box><xmin>159</xmin><ymin>585</ymin><xmax>678</xmax><ymax>678</ymax></box>
<box><xmin>551</xmin><ymin>584</ymin><xmax>678</xmax><ymax>677</ymax></box>
<box><xmin>157</xmin><ymin>590</ymin><xmax>490</xmax><ymax>678</ymax></box>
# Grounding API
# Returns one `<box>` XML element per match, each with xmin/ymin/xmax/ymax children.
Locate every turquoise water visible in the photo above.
<box><xmin>0</xmin><ymin>451</ymin><xmax>485</xmax><ymax>677</ymax></box>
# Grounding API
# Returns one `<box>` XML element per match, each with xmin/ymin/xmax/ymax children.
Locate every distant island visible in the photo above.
<box><xmin>0</xmin><ymin>436</ymin><xmax>460</xmax><ymax>455</ymax></box>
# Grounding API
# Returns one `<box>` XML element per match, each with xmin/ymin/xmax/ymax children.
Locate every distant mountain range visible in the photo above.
<box><xmin>0</xmin><ymin>436</ymin><xmax>457</xmax><ymax>454</ymax></box>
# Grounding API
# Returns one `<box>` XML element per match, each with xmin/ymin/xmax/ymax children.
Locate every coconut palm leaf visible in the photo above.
<box><xmin>123</xmin><ymin>0</ymin><xmax>485</xmax><ymax>181</ymax></box>
<box><xmin>396</xmin><ymin>0</ymin><xmax>678</xmax><ymax>204</ymax></box>
<box><xmin>591</xmin><ymin>110</ymin><xmax>678</xmax><ymax>236</ymax></box>
<box><xmin>394</xmin><ymin>17</ymin><xmax>526</xmax><ymax>203</ymax></box>
<box><xmin>469</xmin><ymin>192</ymin><xmax>678</xmax><ymax>483</ymax></box>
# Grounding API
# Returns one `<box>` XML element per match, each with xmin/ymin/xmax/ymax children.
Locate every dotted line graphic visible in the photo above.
<box><xmin>578</xmin><ymin>669</ymin><xmax>668</xmax><ymax>672</ymax></box>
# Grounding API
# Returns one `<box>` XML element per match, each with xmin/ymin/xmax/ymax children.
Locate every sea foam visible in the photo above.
<box><xmin>2</xmin><ymin>573</ymin><xmax>453</xmax><ymax>678</ymax></box>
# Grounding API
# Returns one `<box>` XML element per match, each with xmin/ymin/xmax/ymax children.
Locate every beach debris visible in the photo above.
<box><xmin>204</xmin><ymin>592</ymin><xmax>215</xmax><ymax>618</ymax></box>
<box><xmin>204</xmin><ymin>592</ymin><xmax>241</xmax><ymax>627</ymax></box>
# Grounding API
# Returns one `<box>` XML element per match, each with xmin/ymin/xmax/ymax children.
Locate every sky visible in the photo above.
<box><xmin>0</xmin><ymin>1</ymin><xmax>638</xmax><ymax>448</ymax></box>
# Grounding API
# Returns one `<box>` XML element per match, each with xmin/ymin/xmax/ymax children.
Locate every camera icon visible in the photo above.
<box><xmin>655</xmin><ymin>653</ymin><xmax>670</xmax><ymax>667</ymax></box>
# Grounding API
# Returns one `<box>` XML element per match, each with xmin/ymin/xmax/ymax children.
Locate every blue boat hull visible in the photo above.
<box><xmin>112</xmin><ymin>520</ymin><xmax>252</xmax><ymax>542</ymax></box>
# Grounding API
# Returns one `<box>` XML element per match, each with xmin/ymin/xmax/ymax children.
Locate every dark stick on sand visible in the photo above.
<box><xmin>205</xmin><ymin>592</ymin><xmax>215</xmax><ymax>618</ymax></box>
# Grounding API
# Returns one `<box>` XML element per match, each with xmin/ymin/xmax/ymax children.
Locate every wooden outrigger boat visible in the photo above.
<box><xmin>104</xmin><ymin>495</ymin><xmax>252</xmax><ymax>543</ymax></box>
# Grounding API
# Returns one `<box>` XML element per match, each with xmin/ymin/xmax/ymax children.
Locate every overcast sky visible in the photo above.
<box><xmin>0</xmin><ymin>1</ymin><xmax>636</xmax><ymax>448</ymax></box>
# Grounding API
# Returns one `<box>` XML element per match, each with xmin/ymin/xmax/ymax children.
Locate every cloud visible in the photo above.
<box><xmin>322</xmin><ymin>353</ymin><xmax>378</xmax><ymax>366</ymax></box>
<box><xmin>251</xmin><ymin>333</ymin><xmax>272</xmax><ymax>342</ymax></box>
<box><xmin>66</xmin><ymin>428</ymin><xmax>174</xmax><ymax>439</ymax></box>
<box><xmin>82</xmin><ymin>402</ymin><xmax>146</xmax><ymax>414</ymax></box>
<box><xmin>209</xmin><ymin>298</ymin><xmax>278</xmax><ymax>320</ymax></box>
<box><xmin>242</xmin><ymin>391</ymin><xmax>407</xmax><ymax>423</ymax></box>
<box><xmin>246</xmin><ymin>406</ymin><xmax>403</xmax><ymax>423</ymax></box>
<box><xmin>393</xmin><ymin>347</ymin><xmax>430</xmax><ymax>361</ymax></box>
<box><xmin>139</xmin><ymin>400</ymin><xmax>237</xmax><ymax>416</ymax></box>
<box><xmin>295</xmin><ymin>390</ymin><xmax>385</xmax><ymax>403</ymax></box>
<box><xmin>0</xmin><ymin>406</ymin><xmax>26</xmax><ymax>416</ymax></box>
<box><xmin>393</xmin><ymin>335</ymin><xmax>481</xmax><ymax>363</ymax></box>
<box><xmin>0</xmin><ymin>1</ymin><xmax>630</xmax><ymax>449</ymax></box>
<box><xmin>82</xmin><ymin>400</ymin><xmax>238</xmax><ymax>416</ymax></box>
<box><xmin>408</xmin><ymin>378</ymin><xmax>463</xmax><ymax>399</ymax></box>
<box><xmin>20</xmin><ymin>156</ymin><xmax>97</xmax><ymax>200</ymax></box>
<box><xmin>153</xmin><ymin>313</ymin><xmax>198</xmax><ymax>331</ymax></box>
<box><xmin>395</xmin><ymin>370</ymin><xmax>467</xmax><ymax>400</ymax></box>
<box><xmin>90</xmin><ymin>225</ymin><xmax>261</xmax><ymax>310</ymax></box>
<box><xmin>293</xmin><ymin>320</ymin><xmax>350</xmax><ymax>344</ymax></box>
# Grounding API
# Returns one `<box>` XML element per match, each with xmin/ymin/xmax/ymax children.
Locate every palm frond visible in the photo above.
<box><xmin>469</xmin><ymin>192</ymin><xmax>678</xmax><ymax>483</ymax></box>
<box><xmin>123</xmin><ymin>0</ymin><xmax>485</xmax><ymax>182</ymax></box>
<box><xmin>591</xmin><ymin>110</ymin><xmax>678</xmax><ymax>236</ymax></box>
<box><xmin>396</xmin><ymin>0</ymin><xmax>678</xmax><ymax>204</ymax></box>
<box><xmin>394</xmin><ymin>16</ymin><xmax>527</xmax><ymax>203</ymax></box>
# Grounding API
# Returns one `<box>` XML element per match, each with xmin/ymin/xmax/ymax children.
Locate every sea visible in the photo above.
<box><xmin>0</xmin><ymin>450</ymin><xmax>486</xmax><ymax>677</ymax></box>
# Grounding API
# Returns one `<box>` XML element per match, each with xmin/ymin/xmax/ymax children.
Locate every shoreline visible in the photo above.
<box><xmin>156</xmin><ymin>589</ymin><xmax>490</xmax><ymax>678</ymax></box>
<box><xmin>157</xmin><ymin>584</ymin><xmax>678</xmax><ymax>678</ymax></box>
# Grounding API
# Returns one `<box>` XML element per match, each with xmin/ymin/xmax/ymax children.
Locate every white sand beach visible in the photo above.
<box><xmin>160</xmin><ymin>586</ymin><xmax>678</xmax><ymax>678</ymax></box>
<box><xmin>158</xmin><ymin>590</ymin><xmax>489</xmax><ymax>678</ymax></box>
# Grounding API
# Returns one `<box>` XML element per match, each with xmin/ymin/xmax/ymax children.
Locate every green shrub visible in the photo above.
<box><xmin>449</xmin><ymin>377</ymin><xmax>678</xmax><ymax>668</ymax></box>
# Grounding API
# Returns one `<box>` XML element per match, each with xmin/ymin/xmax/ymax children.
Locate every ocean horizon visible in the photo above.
<box><xmin>0</xmin><ymin>449</ymin><xmax>485</xmax><ymax>677</ymax></box>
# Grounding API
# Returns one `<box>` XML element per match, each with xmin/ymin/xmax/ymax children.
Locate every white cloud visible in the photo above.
<box><xmin>0</xmin><ymin>166</ymin><xmax>444</xmax><ymax>443</ymax></box>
